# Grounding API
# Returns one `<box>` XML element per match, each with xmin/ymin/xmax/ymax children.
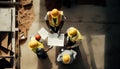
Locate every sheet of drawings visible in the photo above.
<box><xmin>38</xmin><ymin>27</ymin><xmax>49</xmax><ymax>40</ymax></box>
<box><xmin>48</xmin><ymin>33</ymin><xmax>64</xmax><ymax>46</ymax></box>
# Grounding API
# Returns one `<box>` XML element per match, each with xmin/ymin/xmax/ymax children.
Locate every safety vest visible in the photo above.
<box><xmin>48</xmin><ymin>11</ymin><xmax>63</xmax><ymax>27</ymax></box>
<box><xmin>31</xmin><ymin>42</ymin><xmax>44</xmax><ymax>53</ymax></box>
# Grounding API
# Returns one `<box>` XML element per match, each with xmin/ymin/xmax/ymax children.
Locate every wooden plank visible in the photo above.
<box><xmin>11</xmin><ymin>8</ymin><xmax>15</xmax><ymax>53</ymax></box>
<box><xmin>11</xmin><ymin>7</ymin><xmax>16</xmax><ymax>69</ymax></box>
<box><xmin>0</xmin><ymin>56</ymin><xmax>14</xmax><ymax>58</ymax></box>
<box><xmin>1</xmin><ymin>33</ymin><xmax>8</xmax><ymax>49</ymax></box>
<box><xmin>0</xmin><ymin>1</ymin><xmax>17</xmax><ymax>69</ymax></box>
<box><xmin>0</xmin><ymin>9</ymin><xmax>12</xmax><ymax>31</ymax></box>
<box><xmin>0</xmin><ymin>33</ymin><xmax>12</xmax><ymax>57</ymax></box>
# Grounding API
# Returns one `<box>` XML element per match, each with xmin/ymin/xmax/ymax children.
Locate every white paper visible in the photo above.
<box><xmin>48</xmin><ymin>33</ymin><xmax>64</xmax><ymax>46</ymax></box>
<box><xmin>38</xmin><ymin>27</ymin><xmax>49</xmax><ymax>40</ymax></box>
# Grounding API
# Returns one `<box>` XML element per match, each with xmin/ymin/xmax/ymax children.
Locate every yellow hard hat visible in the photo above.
<box><xmin>51</xmin><ymin>8</ymin><xmax>59</xmax><ymax>18</ymax></box>
<box><xmin>29</xmin><ymin>40</ymin><xmax>38</xmax><ymax>48</ymax></box>
<box><xmin>62</xmin><ymin>54</ymin><xmax>71</xmax><ymax>64</ymax></box>
<box><xmin>68</xmin><ymin>28</ymin><xmax>77</xmax><ymax>37</ymax></box>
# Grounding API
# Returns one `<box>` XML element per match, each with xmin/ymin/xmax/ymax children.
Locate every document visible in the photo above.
<box><xmin>48</xmin><ymin>33</ymin><xmax>64</xmax><ymax>46</ymax></box>
<box><xmin>38</xmin><ymin>27</ymin><xmax>49</xmax><ymax>40</ymax></box>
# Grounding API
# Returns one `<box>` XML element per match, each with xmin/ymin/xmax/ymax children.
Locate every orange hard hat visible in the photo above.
<box><xmin>35</xmin><ymin>34</ymin><xmax>41</xmax><ymax>41</ymax></box>
<box><xmin>51</xmin><ymin>8</ymin><xmax>59</xmax><ymax>18</ymax></box>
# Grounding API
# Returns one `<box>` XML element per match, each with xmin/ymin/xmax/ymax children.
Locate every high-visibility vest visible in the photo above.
<box><xmin>48</xmin><ymin>11</ymin><xmax>63</xmax><ymax>27</ymax></box>
<box><xmin>31</xmin><ymin>42</ymin><xmax>44</xmax><ymax>53</ymax></box>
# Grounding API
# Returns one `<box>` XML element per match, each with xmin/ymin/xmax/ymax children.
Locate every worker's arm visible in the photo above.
<box><xmin>57</xmin><ymin>53</ymin><xmax>62</xmax><ymax>62</ymax></box>
<box><xmin>71</xmin><ymin>40</ymin><xmax>80</xmax><ymax>48</ymax></box>
<box><xmin>64</xmin><ymin>33</ymin><xmax>74</xmax><ymax>49</ymax></box>
<box><xmin>59</xmin><ymin>21</ymin><xmax>64</xmax><ymax>30</ymax></box>
<box><xmin>57</xmin><ymin>15</ymin><xmax>65</xmax><ymax>37</ymax></box>
<box><xmin>57</xmin><ymin>21</ymin><xmax>64</xmax><ymax>37</ymax></box>
<box><xmin>71</xmin><ymin>50</ymin><xmax>77</xmax><ymax>59</ymax></box>
<box><xmin>46</xmin><ymin>20</ymin><xmax>53</xmax><ymax>33</ymax></box>
<box><xmin>45</xmin><ymin>46</ymin><xmax>53</xmax><ymax>52</ymax></box>
<box><xmin>59</xmin><ymin>15</ymin><xmax>66</xmax><ymax>30</ymax></box>
<box><xmin>58</xmin><ymin>15</ymin><xmax>64</xmax><ymax>31</ymax></box>
<box><xmin>46</xmin><ymin>20</ymin><xmax>51</xmax><ymax>29</ymax></box>
<box><xmin>64</xmin><ymin>41</ymin><xmax>80</xmax><ymax>49</ymax></box>
<box><xmin>44</xmin><ymin>12</ymin><xmax>52</xmax><ymax>31</ymax></box>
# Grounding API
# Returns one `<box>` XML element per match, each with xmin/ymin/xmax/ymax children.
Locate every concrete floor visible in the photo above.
<box><xmin>20</xmin><ymin>0</ymin><xmax>107</xmax><ymax>69</ymax></box>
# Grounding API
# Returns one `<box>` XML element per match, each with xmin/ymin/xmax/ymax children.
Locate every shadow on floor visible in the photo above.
<box><xmin>105</xmin><ymin>24</ymin><xmax>120</xmax><ymax>69</ymax></box>
<box><xmin>38</xmin><ymin>57</ymin><xmax>52</xmax><ymax>69</ymax></box>
<box><xmin>105</xmin><ymin>1</ymin><xmax>120</xmax><ymax>68</ymax></box>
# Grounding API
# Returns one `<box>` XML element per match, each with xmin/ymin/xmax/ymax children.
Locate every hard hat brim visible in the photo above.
<box><xmin>51</xmin><ymin>14</ymin><xmax>58</xmax><ymax>18</ymax></box>
<box><xmin>68</xmin><ymin>32</ymin><xmax>73</xmax><ymax>37</ymax></box>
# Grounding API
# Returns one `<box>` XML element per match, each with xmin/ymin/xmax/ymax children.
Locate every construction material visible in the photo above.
<box><xmin>0</xmin><ymin>9</ymin><xmax>12</xmax><ymax>31</ymax></box>
<box><xmin>0</xmin><ymin>1</ymin><xmax>19</xmax><ymax>6</ymax></box>
<box><xmin>0</xmin><ymin>0</ymin><xmax>19</xmax><ymax>68</ymax></box>
<box><xmin>17</xmin><ymin>0</ymin><xmax>34</xmax><ymax>41</ymax></box>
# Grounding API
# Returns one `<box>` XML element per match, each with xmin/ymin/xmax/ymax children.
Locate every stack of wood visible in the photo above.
<box><xmin>0</xmin><ymin>33</ymin><xmax>13</xmax><ymax>68</ymax></box>
<box><xmin>0</xmin><ymin>33</ymin><xmax>12</xmax><ymax>57</ymax></box>
<box><xmin>17</xmin><ymin>0</ymin><xmax>34</xmax><ymax>41</ymax></box>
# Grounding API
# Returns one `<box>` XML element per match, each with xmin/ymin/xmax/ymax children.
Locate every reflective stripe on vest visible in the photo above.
<box><xmin>48</xmin><ymin>12</ymin><xmax>62</xmax><ymax>27</ymax></box>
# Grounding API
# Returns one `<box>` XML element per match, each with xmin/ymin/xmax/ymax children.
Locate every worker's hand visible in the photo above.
<box><xmin>49</xmin><ymin>29</ymin><xmax>53</xmax><ymax>33</ymax></box>
<box><xmin>61</xmin><ymin>48</ymin><xmax>64</xmax><ymax>52</ymax></box>
<box><xmin>49</xmin><ymin>46</ymin><xmax>53</xmax><ymax>49</ymax></box>
<box><xmin>45</xmin><ymin>46</ymin><xmax>53</xmax><ymax>52</ymax></box>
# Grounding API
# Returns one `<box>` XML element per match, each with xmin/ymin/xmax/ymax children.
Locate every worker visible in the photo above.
<box><xmin>64</xmin><ymin>27</ymin><xmax>82</xmax><ymax>49</ymax></box>
<box><xmin>28</xmin><ymin>34</ymin><xmax>47</xmax><ymax>59</ymax></box>
<box><xmin>57</xmin><ymin>49</ymin><xmax>77</xmax><ymax>64</ymax></box>
<box><xmin>44</xmin><ymin>8</ymin><xmax>66</xmax><ymax>35</ymax></box>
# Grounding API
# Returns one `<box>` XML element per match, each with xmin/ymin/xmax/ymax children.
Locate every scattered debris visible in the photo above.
<box><xmin>17</xmin><ymin>0</ymin><xmax>34</xmax><ymax>41</ymax></box>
